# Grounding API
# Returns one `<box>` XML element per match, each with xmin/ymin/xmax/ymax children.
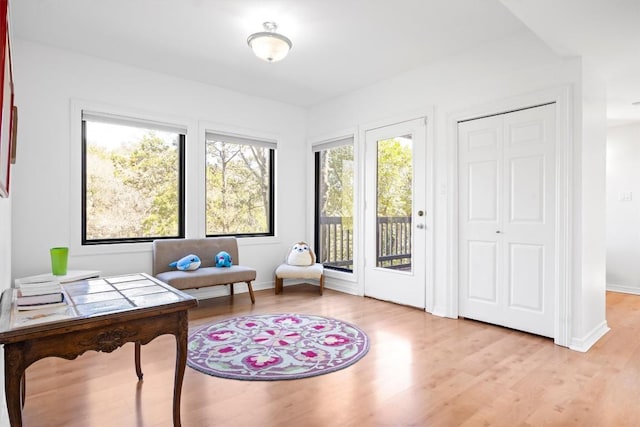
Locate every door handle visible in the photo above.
<box><xmin>416</xmin><ymin>224</ymin><xmax>425</xmax><ymax>229</ymax></box>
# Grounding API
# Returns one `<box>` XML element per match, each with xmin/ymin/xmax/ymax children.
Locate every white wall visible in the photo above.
<box><xmin>570</xmin><ymin>59</ymin><xmax>609</xmax><ymax>350</ymax></box>
<box><xmin>10</xmin><ymin>39</ymin><xmax>308</xmax><ymax>290</ymax></box>
<box><xmin>0</xmin><ymin>196</ymin><xmax>10</xmax><ymax>425</ymax></box>
<box><xmin>606</xmin><ymin>122</ymin><xmax>640</xmax><ymax>293</ymax></box>
<box><xmin>308</xmin><ymin>30</ymin><xmax>608</xmax><ymax>349</ymax></box>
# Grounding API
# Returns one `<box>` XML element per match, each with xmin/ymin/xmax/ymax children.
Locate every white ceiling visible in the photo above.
<box><xmin>10</xmin><ymin>0</ymin><xmax>640</xmax><ymax>126</ymax></box>
<box><xmin>502</xmin><ymin>0</ymin><xmax>640</xmax><ymax>127</ymax></box>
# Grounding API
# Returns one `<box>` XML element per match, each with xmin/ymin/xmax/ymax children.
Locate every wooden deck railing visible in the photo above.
<box><xmin>318</xmin><ymin>216</ymin><xmax>412</xmax><ymax>271</ymax></box>
<box><xmin>376</xmin><ymin>216</ymin><xmax>412</xmax><ymax>269</ymax></box>
<box><xmin>318</xmin><ymin>216</ymin><xmax>353</xmax><ymax>270</ymax></box>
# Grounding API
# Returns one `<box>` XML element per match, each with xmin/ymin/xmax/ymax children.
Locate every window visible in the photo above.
<box><xmin>82</xmin><ymin>112</ymin><xmax>185</xmax><ymax>244</ymax></box>
<box><xmin>314</xmin><ymin>137</ymin><xmax>354</xmax><ymax>272</ymax></box>
<box><xmin>205</xmin><ymin>132</ymin><xmax>275</xmax><ymax>237</ymax></box>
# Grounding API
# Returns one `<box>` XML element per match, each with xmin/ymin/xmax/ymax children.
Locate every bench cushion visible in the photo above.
<box><xmin>156</xmin><ymin>265</ymin><xmax>257</xmax><ymax>291</ymax></box>
<box><xmin>275</xmin><ymin>263</ymin><xmax>324</xmax><ymax>280</ymax></box>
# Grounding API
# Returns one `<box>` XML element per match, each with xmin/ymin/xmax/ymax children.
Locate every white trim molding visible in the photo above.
<box><xmin>358</xmin><ymin>107</ymin><xmax>436</xmax><ymax>311</ymax></box>
<box><xmin>606</xmin><ymin>283</ymin><xmax>640</xmax><ymax>295</ymax></box>
<box><xmin>569</xmin><ymin>321</ymin><xmax>610</xmax><ymax>353</ymax></box>
<box><xmin>307</xmin><ymin>127</ymin><xmax>359</xmax><ymax>288</ymax></box>
<box><xmin>68</xmin><ymin>98</ymin><xmax>197</xmax><ymax>256</ymax></box>
<box><xmin>447</xmin><ymin>85</ymin><xmax>573</xmax><ymax>347</ymax></box>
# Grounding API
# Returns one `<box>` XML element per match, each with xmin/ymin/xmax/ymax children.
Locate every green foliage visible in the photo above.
<box><xmin>85</xmin><ymin>132</ymin><xmax>179</xmax><ymax>240</ymax></box>
<box><xmin>205</xmin><ymin>141</ymin><xmax>270</xmax><ymax>235</ymax></box>
<box><xmin>317</xmin><ymin>145</ymin><xmax>354</xmax><ymax>267</ymax></box>
<box><xmin>319</xmin><ymin>145</ymin><xmax>354</xmax><ymax>220</ymax></box>
<box><xmin>376</xmin><ymin>138</ymin><xmax>412</xmax><ymax>217</ymax></box>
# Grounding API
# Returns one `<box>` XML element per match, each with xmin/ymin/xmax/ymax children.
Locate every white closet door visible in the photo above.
<box><xmin>459</xmin><ymin>104</ymin><xmax>556</xmax><ymax>337</ymax></box>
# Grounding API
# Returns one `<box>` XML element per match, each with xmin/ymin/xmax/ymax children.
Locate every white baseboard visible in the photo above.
<box><xmin>569</xmin><ymin>320</ymin><xmax>610</xmax><ymax>352</ymax></box>
<box><xmin>430</xmin><ymin>305</ymin><xmax>451</xmax><ymax>318</ymax></box>
<box><xmin>606</xmin><ymin>283</ymin><xmax>640</xmax><ymax>295</ymax></box>
<box><xmin>324</xmin><ymin>277</ymin><xmax>359</xmax><ymax>295</ymax></box>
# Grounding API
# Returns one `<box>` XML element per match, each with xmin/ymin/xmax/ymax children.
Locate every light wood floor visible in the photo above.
<box><xmin>20</xmin><ymin>285</ymin><xmax>640</xmax><ymax>426</ymax></box>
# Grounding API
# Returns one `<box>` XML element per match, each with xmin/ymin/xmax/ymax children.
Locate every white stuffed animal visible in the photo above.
<box><xmin>286</xmin><ymin>242</ymin><xmax>316</xmax><ymax>266</ymax></box>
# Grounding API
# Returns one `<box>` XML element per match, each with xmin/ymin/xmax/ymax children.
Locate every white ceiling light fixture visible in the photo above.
<box><xmin>247</xmin><ymin>21</ymin><xmax>292</xmax><ymax>63</ymax></box>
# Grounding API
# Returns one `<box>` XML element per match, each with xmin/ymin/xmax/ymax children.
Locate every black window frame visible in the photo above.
<box><xmin>81</xmin><ymin>116</ymin><xmax>186</xmax><ymax>245</ymax></box>
<box><xmin>204</xmin><ymin>136</ymin><xmax>275</xmax><ymax>238</ymax></box>
<box><xmin>314</xmin><ymin>141</ymin><xmax>354</xmax><ymax>273</ymax></box>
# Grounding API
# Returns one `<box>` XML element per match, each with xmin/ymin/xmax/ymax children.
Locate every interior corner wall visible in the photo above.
<box><xmin>307</xmin><ymin>29</ymin><xmax>606</xmax><ymax>348</ymax></box>
<box><xmin>606</xmin><ymin>122</ymin><xmax>640</xmax><ymax>293</ymax></box>
<box><xmin>9</xmin><ymin>38</ymin><xmax>308</xmax><ymax>287</ymax></box>
<box><xmin>569</xmin><ymin>59</ymin><xmax>609</xmax><ymax>350</ymax></box>
<box><xmin>308</xmin><ymin>30</ymin><xmax>580</xmax><ymax>309</ymax></box>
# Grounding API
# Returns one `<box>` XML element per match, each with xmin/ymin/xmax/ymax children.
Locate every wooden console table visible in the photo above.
<box><xmin>0</xmin><ymin>273</ymin><xmax>198</xmax><ymax>426</ymax></box>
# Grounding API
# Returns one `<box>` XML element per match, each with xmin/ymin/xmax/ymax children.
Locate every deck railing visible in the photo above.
<box><xmin>376</xmin><ymin>216</ymin><xmax>412</xmax><ymax>269</ymax></box>
<box><xmin>318</xmin><ymin>216</ymin><xmax>411</xmax><ymax>271</ymax></box>
<box><xmin>318</xmin><ymin>216</ymin><xmax>354</xmax><ymax>270</ymax></box>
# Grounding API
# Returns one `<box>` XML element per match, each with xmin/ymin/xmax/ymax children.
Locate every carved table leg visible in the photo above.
<box><xmin>135</xmin><ymin>341</ymin><xmax>143</xmax><ymax>380</ymax></box>
<box><xmin>172</xmin><ymin>312</ymin><xmax>188</xmax><ymax>427</ymax></box>
<box><xmin>5</xmin><ymin>344</ymin><xmax>25</xmax><ymax>426</ymax></box>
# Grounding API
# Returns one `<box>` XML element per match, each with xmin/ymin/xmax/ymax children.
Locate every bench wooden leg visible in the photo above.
<box><xmin>319</xmin><ymin>274</ymin><xmax>324</xmax><ymax>295</ymax></box>
<box><xmin>246</xmin><ymin>281</ymin><xmax>256</xmax><ymax>304</ymax></box>
<box><xmin>275</xmin><ymin>277</ymin><xmax>283</xmax><ymax>294</ymax></box>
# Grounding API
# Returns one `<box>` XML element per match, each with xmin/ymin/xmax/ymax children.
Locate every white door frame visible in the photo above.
<box><xmin>447</xmin><ymin>86</ymin><xmax>572</xmax><ymax>347</ymax></box>
<box><xmin>357</xmin><ymin>107</ymin><xmax>435</xmax><ymax>312</ymax></box>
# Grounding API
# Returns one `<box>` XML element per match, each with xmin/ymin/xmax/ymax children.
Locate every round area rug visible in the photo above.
<box><xmin>187</xmin><ymin>313</ymin><xmax>369</xmax><ymax>380</ymax></box>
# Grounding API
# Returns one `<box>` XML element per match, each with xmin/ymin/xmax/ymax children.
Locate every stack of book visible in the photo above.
<box><xmin>15</xmin><ymin>278</ymin><xmax>66</xmax><ymax>311</ymax></box>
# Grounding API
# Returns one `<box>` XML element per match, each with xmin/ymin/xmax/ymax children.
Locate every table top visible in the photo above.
<box><xmin>0</xmin><ymin>273</ymin><xmax>198</xmax><ymax>343</ymax></box>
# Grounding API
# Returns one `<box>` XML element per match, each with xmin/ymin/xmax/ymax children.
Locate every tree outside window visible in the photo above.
<box><xmin>205</xmin><ymin>133</ymin><xmax>275</xmax><ymax>237</ymax></box>
<box><xmin>315</xmin><ymin>140</ymin><xmax>354</xmax><ymax>271</ymax></box>
<box><xmin>82</xmin><ymin>114</ymin><xmax>185</xmax><ymax>244</ymax></box>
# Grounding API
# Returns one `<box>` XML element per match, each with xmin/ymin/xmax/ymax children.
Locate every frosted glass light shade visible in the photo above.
<box><xmin>247</xmin><ymin>22</ymin><xmax>292</xmax><ymax>63</ymax></box>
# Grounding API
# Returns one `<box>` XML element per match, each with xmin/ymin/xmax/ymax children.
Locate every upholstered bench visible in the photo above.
<box><xmin>274</xmin><ymin>263</ymin><xmax>324</xmax><ymax>295</ymax></box>
<box><xmin>152</xmin><ymin>237</ymin><xmax>256</xmax><ymax>303</ymax></box>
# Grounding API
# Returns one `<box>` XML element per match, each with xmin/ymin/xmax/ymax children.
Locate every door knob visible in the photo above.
<box><xmin>496</xmin><ymin>230</ymin><xmax>501</xmax><ymax>234</ymax></box>
<box><xmin>416</xmin><ymin>224</ymin><xmax>425</xmax><ymax>229</ymax></box>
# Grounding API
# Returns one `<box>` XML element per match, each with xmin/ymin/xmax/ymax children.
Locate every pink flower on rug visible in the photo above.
<box><xmin>312</xmin><ymin>324</ymin><xmax>327</xmax><ymax>331</ymax></box>
<box><xmin>208</xmin><ymin>344</ymin><xmax>241</xmax><ymax>357</ymax></box>
<box><xmin>207</xmin><ymin>330</ymin><xmax>235</xmax><ymax>341</ymax></box>
<box><xmin>254</xmin><ymin>330</ymin><xmax>301</xmax><ymax>346</ymax></box>
<box><xmin>273</xmin><ymin>315</ymin><xmax>302</xmax><ymax>326</ymax></box>
<box><xmin>323</xmin><ymin>334</ymin><xmax>350</xmax><ymax>346</ymax></box>
<box><xmin>295</xmin><ymin>349</ymin><xmax>328</xmax><ymax>362</ymax></box>
<box><xmin>243</xmin><ymin>353</ymin><xmax>282</xmax><ymax>369</ymax></box>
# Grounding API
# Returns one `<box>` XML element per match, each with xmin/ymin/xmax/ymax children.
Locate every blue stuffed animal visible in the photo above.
<box><xmin>215</xmin><ymin>251</ymin><xmax>232</xmax><ymax>267</ymax></box>
<box><xmin>169</xmin><ymin>254</ymin><xmax>201</xmax><ymax>271</ymax></box>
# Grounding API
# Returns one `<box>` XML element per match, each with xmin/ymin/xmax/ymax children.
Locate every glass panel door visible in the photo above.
<box><xmin>364</xmin><ymin>119</ymin><xmax>427</xmax><ymax>308</ymax></box>
<box><xmin>376</xmin><ymin>135</ymin><xmax>413</xmax><ymax>271</ymax></box>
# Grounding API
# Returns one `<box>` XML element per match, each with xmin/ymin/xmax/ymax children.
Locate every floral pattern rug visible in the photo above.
<box><xmin>187</xmin><ymin>313</ymin><xmax>370</xmax><ymax>380</ymax></box>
